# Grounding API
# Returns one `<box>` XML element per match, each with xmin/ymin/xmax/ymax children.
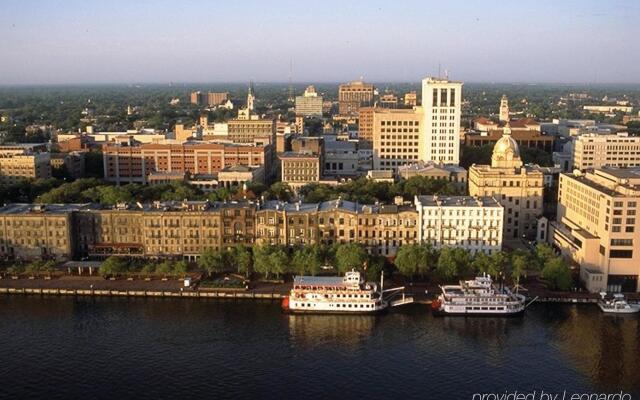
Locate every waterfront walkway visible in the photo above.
<box><xmin>1</xmin><ymin>275</ymin><xmax>638</xmax><ymax>303</ymax></box>
<box><xmin>0</xmin><ymin>275</ymin><xmax>290</xmax><ymax>299</ymax></box>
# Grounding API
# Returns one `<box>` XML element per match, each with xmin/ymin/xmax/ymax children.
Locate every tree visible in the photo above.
<box><xmin>365</xmin><ymin>254</ymin><xmax>386</xmax><ymax>282</ymax></box>
<box><xmin>334</xmin><ymin>243</ymin><xmax>368</xmax><ymax>274</ymax></box>
<box><xmin>471</xmin><ymin>252</ymin><xmax>491</xmax><ymax>274</ymax></box>
<box><xmin>253</xmin><ymin>243</ymin><xmax>274</xmax><ymax>279</ymax></box>
<box><xmin>83</xmin><ymin>185</ymin><xmax>133</xmax><ymax>205</ymax></box>
<box><xmin>25</xmin><ymin>260</ymin><xmax>45</xmax><ymax>277</ymax></box>
<box><xmin>230</xmin><ymin>244</ymin><xmax>252</xmax><ymax>277</ymax></box>
<box><xmin>42</xmin><ymin>260</ymin><xmax>56</xmax><ymax>277</ymax></box>
<box><xmin>172</xmin><ymin>260</ymin><xmax>189</xmax><ymax>277</ymax></box>
<box><xmin>291</xmin><ymin>247</ymin><xmax>310</xmax><ymax>276</ymax></box>
<box><xmin>436</xmin><ymin>247</ymin><xmax>471</xmax><ymax>281</ymax></box>
<box><xmin>99</xmin><ymin>256</ymin><xmax>128</xmax><ymax>277</ymax></box>
<box><xmin>198</xmin><ymin>248</ymin><xmax>227</xmax><ymax>276</ymax></box>
<box><xmin>488</xmin><ymin>251</ymin><xmax>509</xmax><ymax>278</ymax></box>
<box><xmin>141</xmin><ymin>262</ymin><xmax>157</xmax><ymax>276</ymax></box>
<box><xmin>541</xmin><ymin>257</ymin><xmax>572</xmax><ymax>291</ymax></box>
<box><xmin>155</xmin><ymin>260</ymin><xmax>173</xmax><ymax>277</ymax></box>
<box><xmin>6</xmin><ymin>264</ymin><xmax>24</xmax><ymax>277</ymax></box>
<box><xmin>269</xmin><ymin>248</ymin><xmax>289</xmax><ymax>279</ymax></box>
<box><xmin>511</xmin><ymin>252</ymin><xmax>528</xmax><ymax>287</ymax></box>
<box><xmin>291</xmin><ymin>245</ymin><xmax>323</xmax><ymax>276</ymax></box>
<box><xmin>266</xmin><ymin>182</ymin><xmax>293</xmax><ymax>202</ymax></box>
<box><xmin>395</xmin><ymin>244</ymin><xmax>429</xmax><ymax>277</ymax></box>
<box><xmin>535</xmin><ymin>243</ymin><xmax>556</xmax><ymax>271</ymax></box>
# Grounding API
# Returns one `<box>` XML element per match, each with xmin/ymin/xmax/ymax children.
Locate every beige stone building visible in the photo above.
<box><xmin>338</xmin><ymin>80</ymin><xmax>374</xmax><ymax>116</ymax></box>
<box><xmin>404</xmin><ymin>91</ymin><xmax>417</xmax><ymax>106</ymax></box>
<box><xmin>279</xmin><ymin>152</ymin><xmax>321</xmax><ymax>188</ymax></box>
<box><xmin>357</xmin><ymin>106</ymin><xmax>375</xmax><ymax>145</ymax></box>
<box><xmin>295</xmin><ymin>85</ymin><xmax>323</xmax><ymax>117</ymax></box>
<box><xmin>75</xmin><ymin>201</ymin><xmax>255</xmax><ymax>261</ymax></box>
<box><xmin>0</xmin><ymin>204</ymin><xmax>84</xmax><ymax>261</ymax></box>
<box><xmin>371</xmin><ymin>107</ymin><xmax>423</xmax><ymax>171</ymax></box>
<box><xmin>397</xmin><ymin>161</ymin><xmax>467</xmax><ymax>186</ymax></box>
<box><xmin>551</xmin><ymin>168</ymin><xmax>640</xmax><ymax>292</ymax></box>
<box><xmin>227</xmin><ymin>118</ymin><xmax>276</xmax><ymax>144</ymax></box>
<box><xmin>0</xmin><ymin>195</ymin><xmax>505</xmax><ymax>262</ymax></box>
<box><xmin>469</xmin><ymin>126</ymin><xmax>544</xmax><ymax>240</ymax></box>
<box><xmin>358</xmin><ymin>203</ymin><xmax>419</xmax><ymax>257</ymax></box>
<box><xmin>572</xmin><ymin>132</ymin><xmax>640</xmax><ymax>170</ymax></box>
<box><xmin>207</xmin><ymin>92</ymin><xmax>229</xmax><ymax>107</ymax></box>
<box><xmin>0</xmin><ymin>150</ymin><xmax>51</xmax><ymax>184</ymax></box>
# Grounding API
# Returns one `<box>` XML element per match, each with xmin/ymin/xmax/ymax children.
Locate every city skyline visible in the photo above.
<box><xmin>1</xmin><ymin>0</ymin><xmax>639</xmax><ymax>85</ymax></box>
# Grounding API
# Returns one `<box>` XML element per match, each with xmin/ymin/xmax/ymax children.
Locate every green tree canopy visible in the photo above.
<box><xmin>100</xmin><ymin>256</ymin><xmax>128</xmax><ymax>277</ymax></box>
<box><xmin>230</xmin><ymin>244</ymin><xmax>253</xmax><ymax>276</ymax></box>
<box><xmin>334</xmin><ymin>243</ymin><xmax>368</xmax><ymax>274</ymax></box>
<box><xmin>198</xmin><ymin>248</ymin><xmax>227</xmax><ymax>276</ymax></box>
<box><xmin>541</xmin><ymin>257</ymin><xmax>572</xmax><ymax>291</ymax></box>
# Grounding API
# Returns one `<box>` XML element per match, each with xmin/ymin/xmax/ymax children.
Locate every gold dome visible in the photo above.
<box><xmin>491</xmin><ymin>125</ymin><xmax>522</xmax><ymax>168</ymax></box>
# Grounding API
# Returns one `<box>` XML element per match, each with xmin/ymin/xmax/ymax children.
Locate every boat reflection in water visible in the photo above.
<box><xmin>287</xmin><ymin>313</ymin><xmax>379</xmax><ymax>347</ymax></box>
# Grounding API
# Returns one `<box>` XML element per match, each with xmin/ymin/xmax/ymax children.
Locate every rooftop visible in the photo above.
<box><xmin>415</xmin><ymin>195</ymin><xmax>501</xmax><ymax>208</ymax></box>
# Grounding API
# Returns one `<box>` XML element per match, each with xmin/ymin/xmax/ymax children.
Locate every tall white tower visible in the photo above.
<box><xmin>419</xmin><ymin>77</ymin><xmax>463</xmax><ymax>165</ymax></box>
<box><xmin>247</xmin><ymin>82</ymin><xmax>255</xmax><ymax>111</ymax></box>
<box><xmin>499</xmin><ymin>94</ymin><xmax>509</xmax><ymax>122</ymax></box>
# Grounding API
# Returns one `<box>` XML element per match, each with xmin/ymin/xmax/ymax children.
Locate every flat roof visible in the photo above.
<box><xmin>416</xmin><ymin>195</ymin><xmax>501</xmax><ymax>208</ymax></box>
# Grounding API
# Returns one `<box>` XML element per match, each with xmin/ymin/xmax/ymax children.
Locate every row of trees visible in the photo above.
<box><xmin>459</xmin><ymin>144</ymin><xmax>554</xmax><ymax>169</ymax></box>
<box><xmin>97</xmin><ymin>242</ymin><xmax>572</xmax><ymax>289</ymax></box>
<box><xmin>394</xmin><ymin>242</ymin><xmax>572</xmax><ymax>290</ymax></box>
<box><xmin>295</xmin><ymin>176</ymin><xmax>464</xmax><ymax>204</ymax></box>
<box><xmin>99</xmin><ymin>257</ymin><xmax>189</xmax><ymax>278</ymax></box>
<box><xmin>4</xmin><ymin>260</ymin><xmax>57</xmax><ymax>277</ymax></box>
<box><xmin>197</xmin><ymin>243</ymin><xmax>386</xmax><ymax>282</ymax></box>
<box><xmin>25</xmin><ymin>175</ymin><xmax>467</xmax><ymax>213</ymax></box>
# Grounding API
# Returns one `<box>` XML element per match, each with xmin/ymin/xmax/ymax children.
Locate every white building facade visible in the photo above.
<box><xmin>420</xmin><ymin>77</ymin><xmax>463</xmax><ymax>165</ymax></box>
<box><xmin>414</xmin><ymin>195</ymin><xmax>503</xmax><ymax>255</ymax></box>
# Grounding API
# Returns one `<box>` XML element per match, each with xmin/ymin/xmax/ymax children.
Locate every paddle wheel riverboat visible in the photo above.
<box><xmin>282</xmin><ymin>271</ymin><xmax>387</xmax><ymax>314</ymax></box>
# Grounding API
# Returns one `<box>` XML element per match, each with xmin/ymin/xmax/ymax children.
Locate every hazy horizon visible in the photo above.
<box><xmin>1</xmin><ymin>0</ymin><xmax>639</xmax><ymax>85</ymax></box>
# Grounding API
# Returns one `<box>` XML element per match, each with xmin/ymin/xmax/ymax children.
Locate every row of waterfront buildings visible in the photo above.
<box><xmin>0</xmin><ymin>195</ymin><xmax>502</xmax><ymax>263</ymax></box>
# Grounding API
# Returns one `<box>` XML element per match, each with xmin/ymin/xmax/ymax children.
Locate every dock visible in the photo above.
<box><xmin>0</xmin><ymin>286</ymin><xmax>284</xmax><ymax>300</ymax></box>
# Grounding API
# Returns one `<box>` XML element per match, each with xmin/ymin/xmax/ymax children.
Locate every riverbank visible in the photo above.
<box><xmin>0</xmin><ymin>275</ymin><xmax>289</xmax><ymax>300</ymax></box>
<box><xmin>3</xmin><ymin>275</ymin><xmax>638</xmax><ymax>304</ymax></box>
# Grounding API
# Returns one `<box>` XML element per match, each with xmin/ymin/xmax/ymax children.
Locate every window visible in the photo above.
<box><xmin>611</xmin><ymin>239</ymin><xmax>633</xmax><ymax>246</ymax></box>
<box><xmin>610</xmin><ymin>250</ymin><xmax>633</xmax><ymax>258</ymax></box>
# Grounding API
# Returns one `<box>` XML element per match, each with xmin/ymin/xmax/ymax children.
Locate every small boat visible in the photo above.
<box><xmin>597</xmin><ymin>293</ymin><xmax>640</xmax><ymax>314</ymax></box>
<box><xmin>282</xmin><ymin>270</ymin><xmax>387</xmax><ymax>314</ymax></box>
<box><xmin>432</xmin><ymin>274</ymin><xmax>527</xmax><ymax>317</ymax></box>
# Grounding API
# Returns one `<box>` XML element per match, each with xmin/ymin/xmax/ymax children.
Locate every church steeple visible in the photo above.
<box><xmin>247</xmin><ymin>81</ymin><xmax>255</xmax><ymax>111</ymax></box>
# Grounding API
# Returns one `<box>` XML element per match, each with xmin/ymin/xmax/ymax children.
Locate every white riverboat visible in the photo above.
<box><xmin>282</xmin><ymin>271</ymin><xmax>387</xmax><ymax>314</ymax></box>
<box><xmin>598</xmin><ymin>293</ymin><xmax>640</xmax><ymax>314</ymax></box>
<box><xmin>432</xmin><ymin>274</ymin><xmax>527</xmax><ymax>316</ymax></box>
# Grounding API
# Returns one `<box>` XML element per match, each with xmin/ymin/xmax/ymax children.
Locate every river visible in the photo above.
<box><xmin>0</xmin><ymin>296</ymin><xmax>638</xmax><ymax>399</ymax></box>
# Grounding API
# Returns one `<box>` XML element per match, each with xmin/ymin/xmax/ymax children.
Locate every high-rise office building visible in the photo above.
<box><xmin>338</xmin><ymin>80</ymin><xmax>374</xmax><ymax>116</ymax></box>
<box><xmin>295</xmin><ymin>85</ymin><xmax>323</xmax><ymax>117</ymax></box>
<box><xmin>419</xmin><ymin>77</ymin><xmax>462</xmax><ymax>165</ymax></box>
<box><xmin>551</xmin><ymin>167</ymin><xmax>640</xmax><ymax>293</ymax></box>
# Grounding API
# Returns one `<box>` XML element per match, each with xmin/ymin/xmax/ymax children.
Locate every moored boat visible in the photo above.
<box><xmin>282</xmin><ymin>270</ymin><xmax>387</xmax><ymax>314</ymax></box>
<box><xmin>598</xmin><ymin>293</ymin><xmax>640</xmax><ymax>314</ymax></box>
<box><xmin>432</xmin><ymin>274</ymin><xmax>527</xmax><ymax>316</ymax></box>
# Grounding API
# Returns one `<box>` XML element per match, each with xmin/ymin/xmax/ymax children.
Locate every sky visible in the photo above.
<box><xmin>1</xmin><ymin>0</ymin><xmax>639</xmax><ymax>85</ymax></box>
